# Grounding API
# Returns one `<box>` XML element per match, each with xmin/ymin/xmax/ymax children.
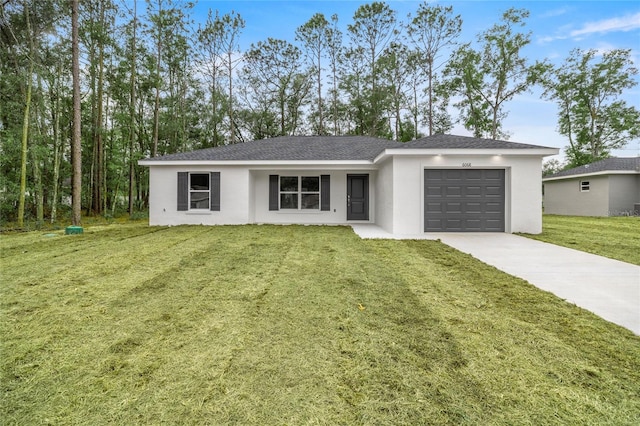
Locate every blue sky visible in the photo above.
<box><xmin>188</xmin><ymin>0</ymin><xmax>640</xmax><ymax>160</ymax></box>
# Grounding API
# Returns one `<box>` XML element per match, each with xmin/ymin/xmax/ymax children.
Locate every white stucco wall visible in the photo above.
<box><xmin>146</xmin><ymin>153</ymin><xmax>547</xmax><ymax>233</ymax></box>
<box><xmin>374</xmin><ymin>159</ymin><xmax>394</xmax><ymax>233</ymax></box>
<box><xmin>389</xmin><ymin>154</ymin><xmax>544</xmax><ymax>234</ymax></box>
<box><xmin>251</xmin><ymin>169</ymin><xmax>375</xmax><ymax>225</ymax></box>
<box><xmin>147</xmin><ymin>165</ymin><xmax>251</xmax><ymax>226</ymax></box>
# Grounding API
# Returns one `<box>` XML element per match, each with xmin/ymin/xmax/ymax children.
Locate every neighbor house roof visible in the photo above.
<box><xmin>140</xmin><ymin>134</ymin><xmax>557</xmax><ymax>165</ymax></box>
<box><xmin>544</xmin><ymin>157</ymin><xmax>640</xmax><ymax>181</ymax></box>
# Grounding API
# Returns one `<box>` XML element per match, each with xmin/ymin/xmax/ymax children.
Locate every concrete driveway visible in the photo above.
<box><xmin>351</xmin><ymin>225</ymin><xmax>640</xmax><ymax>334</ymax></box>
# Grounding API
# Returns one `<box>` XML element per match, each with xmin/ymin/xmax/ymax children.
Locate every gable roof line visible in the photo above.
<box><xmin>543</xmin><ymin>169</ymin><xmax>639</xmax><ymax>181</ymax></box>
<box><xmin>139</xmin><ymin>134</ymin><xmax>557</xmax><ymax>165</ymax></box>
<box><xmin>543</xmin><ymin>157</ymin><xmax>640</xmax><ymax>181</ymax></box>
<box><xmin>137</xmin><ymin>159</ymin><xmax>375</xmax><ymax>167</ymax></box>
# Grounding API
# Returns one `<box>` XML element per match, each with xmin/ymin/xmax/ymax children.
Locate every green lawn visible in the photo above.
<box><xmin>523</xmin><ymin>215</ymin><xmax>640</xmax><ymax>265</ymax></box>
<box><xmin>1</xmin><ymin>224</ymin><xmax>639</xmax><ymax>425</ymax></box>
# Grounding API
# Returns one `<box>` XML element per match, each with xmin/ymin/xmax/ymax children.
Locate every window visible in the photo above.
<box><xmin>177</xmin><ymin>172</ymin><xmax>220</xmax><ymax>212</ymax></box>
<box><xmin>190</xmin><ymin>173</ymin><xmax>210</xmax><ymax>209</ymax></box>
<box><xmin>280</xmin><ymin>176</ymin><xmax>320</xmax><ymax>210</ymax></box>
<box><xmin>580</xmin><ymin>180</ymin><xmax>590</xmax><ymax>192</ymax></box>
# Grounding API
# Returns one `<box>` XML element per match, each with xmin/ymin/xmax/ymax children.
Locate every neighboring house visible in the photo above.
<box><xmin>543</xmin><ymin>157</ymin><xmax>640</xmax><ymax>217</ymax></box>
<box><xmin>139</xmin><ymin>134</ymin><xmax>558</xmax><ymax>234</ymax></box>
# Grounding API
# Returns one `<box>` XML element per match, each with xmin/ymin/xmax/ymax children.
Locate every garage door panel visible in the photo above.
<box><xmin>426</xmin><ymin>218</ymin><xmax>443</xmax><ymax>229</ymax></box>
<box><xmin>425</xmin><ymin>169</ymin><xmax>505</xmax><ymax>232</ymax></box>
<box><xmin>446</xmin><ymin>202</ymin><xmax>462</xmax><ymax>213</ymax></box>
<box><xmin>465</xmin><ymin>170</ymin><xmax>483</xmax><ymax>180</ymax></box>
<box><xmin>426</xmin><ymin>186</ymin><xmax>442</xmax><ymax>196</ymax></box>
<box><xmin>466</xmin><ymin>202</ymin><xmax>482</xmax><ymax>214</ymax></box>
<box><xmin>425</xmin><ymin>170</ymin><xmax>443</xmax><ymax>180</ymax></box>
<box><xmin>485</xmin><ymin>201</ymin><xmax>502</xmax><ymax>213</ymax></box>
<box><xmin>445</xmin><ymin>186</ymin><xmax>462</xmax><ymax>196</ymax></box>
<box><xmin>426</xmin><ymin>201</ymin><xmax>443</xmax><ymax>212</ymax></box>
<box><xmin>485</xmin><ymin>186</ymin><xmax>502</xmax><ymax>196</ymax></box>
<box><xmin>484</xmin><ymin>169</ymin><xmax>504</xmax><ymax>179</ymax></box>
<box><xmin>465</xmin><ymin>186</ymin><xmax>482</xmax><ymax>196</ymax></box>
<box><xmin>444</xmin><ymin>170</ymin><xmax>463</xmax><ymax>180</ymax></box>
<box><xmin>444</xmin><ymin>219</ymin><xmax>463</xmax><ymax>230</ymax></box>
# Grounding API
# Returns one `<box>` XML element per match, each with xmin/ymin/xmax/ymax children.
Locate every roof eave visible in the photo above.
<box><xmin>138</xmin><ymin>159</ymin><xmax>375</xmax><ymax>167</ymax></box>
<box><xmin>543</xmin><ymin>169</ymin><xmax>640</xmax><ymax>181</ymax></box>
<box><xmin>374</xmin><ymin>147</ymin><xmax>559</xmax><ymax>163</ymax></box>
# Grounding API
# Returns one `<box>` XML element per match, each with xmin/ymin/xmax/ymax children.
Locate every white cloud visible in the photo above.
<box><xmin>538</xmin><ymin>12</ymin><xmax>640</xmax><ymax>44</ymax></box>
<box><xmin>570</xmin><ymin>12</ymin><xmax>640</xmax><ymax>37</ymax></box>
<box><xmin>540</xmin><ymin>7</ymin><xmax>571</xmax><ymax>19</ymax></box>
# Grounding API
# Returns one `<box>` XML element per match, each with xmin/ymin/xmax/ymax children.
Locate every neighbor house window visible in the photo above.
<box><xmin>190</xmin><ymin>173</ymin><xmax>210</xmax><ymax>209</ymax></box>
<box><xmin>580</xmin><ymin>180</ymin><xmax>590</xmax><ymax>192</ymax></box>
<box><xmin>280</xmin><ymin>176</ymin><xmax>320</xmax><ymax>210</ymax></box>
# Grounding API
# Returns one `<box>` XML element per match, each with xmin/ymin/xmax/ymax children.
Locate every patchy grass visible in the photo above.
<box><xmin>522</xmin><ymin>215</ymin><xmax>640</xmax><ymax>265</ymax></box>
<box><xmin>1</xmin><ymin>224</ymin><xmax>639</xmax><ymax>425</ymax></box>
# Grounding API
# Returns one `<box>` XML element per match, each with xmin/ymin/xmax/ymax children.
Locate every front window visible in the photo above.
<box><xmin>190</xmin><ymin>173</ymin><xmax>210</xmax><ymax>209</ymax></box>
<box><xmin>580</xmin><ymin>180</ymin><xmax>590</xmax><ymax>192</ymax></box>
<box><xmin>280</xmin><ymin>176</ymin><xmax>320</xmax><ymax>210</ymax></box>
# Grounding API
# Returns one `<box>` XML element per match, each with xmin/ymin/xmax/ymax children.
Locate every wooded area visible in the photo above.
<box><xmin>1</xmin><ymin>0</ymin><xmax>638</xmax><ymax>225</ymax></box>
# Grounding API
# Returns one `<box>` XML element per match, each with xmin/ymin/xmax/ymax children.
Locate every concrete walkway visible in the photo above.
<box><xmin>351</xmin><ymin>225</ymin><xmax>640</xmax><ymax>334</ymax></box>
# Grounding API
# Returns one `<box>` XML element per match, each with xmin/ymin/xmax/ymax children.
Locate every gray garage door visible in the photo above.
<box><xmin>424</xmin><ymin>169</ymin><xmax>505</xmax><ymax>232</ymax></box>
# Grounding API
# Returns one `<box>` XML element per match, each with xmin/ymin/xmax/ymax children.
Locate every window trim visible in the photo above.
<box><xmin>279</xmin><ymin>175</ymin><xmax>321</xmax><ymax>211</ymax></box>
<box><xmin>580</xmin><ymin>180</ymin><xmax>590</xmax><ymax>192</ymax></box>
<box><xmin>189</xmin><ymin>173</ymin><xmax>211</xmax><ymax>210</ymax></box>
<box><xmin>177</xmin><ymin>171</ymin><xmax>220</xmax><ymax>212</ymax></box>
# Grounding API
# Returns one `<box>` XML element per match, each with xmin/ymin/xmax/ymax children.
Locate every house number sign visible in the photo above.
<box><xmin>462</xmin><ymin>162</ymin><xmax>472</xmax><ymax>167</ymax></box>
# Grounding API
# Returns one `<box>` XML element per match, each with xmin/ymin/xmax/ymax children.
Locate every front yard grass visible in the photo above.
<box><xmin>1</xmin><ymin>224</ymin><xmax>639</xmax><ymax>424</ymax></box>
<box><xmin>523</xmin><ymin>215</ymin><xmax>640</xmax><ymax>265</ymax></box>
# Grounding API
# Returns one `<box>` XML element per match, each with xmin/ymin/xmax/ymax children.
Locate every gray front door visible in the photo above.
<box><xmin>424</xmin><ymin>169</ymin><xmax>505</xmax><ymax>232</ymax></box>
<box><xmin>347</xmin><ymin>174</ymin><xmax>369</xmax><ymax>221</ymax></box>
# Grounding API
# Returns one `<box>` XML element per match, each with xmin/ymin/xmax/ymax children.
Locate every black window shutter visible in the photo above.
<box><xmin>210</xmin><ymin>172</ymin><xmax>220</xmax><ymax>211</ymax></box>
<box><xmin>269</xmin><ymin>175</ymin><xmax>279</xmax><ymax>211</ymax></box>
<box><xmin>321</xmin><ymin>175</ymin><xmax>330</xmax><ymax>211</ymax></box>
<box><xmin>177</xmin><ymin>172</ymin><xmax>188</xmax><ymax>211</ymax></box>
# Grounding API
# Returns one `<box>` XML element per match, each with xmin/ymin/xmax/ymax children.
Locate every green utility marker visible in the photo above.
<box><xmin>65</xmin><ymin>226</ymin><xmax>84</xmax><ymax>235</ymax></box>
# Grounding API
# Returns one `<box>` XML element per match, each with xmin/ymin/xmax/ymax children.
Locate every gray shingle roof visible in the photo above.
<box><xmin>403</xmin><ymin>133</ymin><xmax>553</xmax><ymax>150</ymax></box>
<box><xmin>545</xmin><ymin>157</ymin><xmax>640</xmax><ymax>178</ymax></box>
<box><xmin>144</xmin><ymin>136</ymin><xmax>403</xmax><ymax>162</ymax></box>
<box><xmin>142</xmin><ymin>134</ymin><xmax>554</xmax><ymax>163</ymax></box>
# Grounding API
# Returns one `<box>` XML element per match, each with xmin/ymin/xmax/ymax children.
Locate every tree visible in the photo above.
<box><xmin>296</xmin><ymin>13</ymin><xmax>330</xmax><ymax>135</ymax></box>
<box><xmin>196</xmin><ymin>9</ymin><xmax>244</xmax><ymax>145</ymax></box>
<box><xmin>326</xmin><ymin>14</ymin><xmax>342</xmax><ymax>135</ymax></box>
<box><xmin>347</xmin><ymin>1</ymin><xmax>397</xmax><ymax>137</ymax></box>
<box><xmin>241</xmin><ymin>38</ymin><xmax>310</xmax><ymax>136</ymax></box>
<box><xmin>197</xmin><ymin>10</ymin><xmax>226</xmax><ymax>146</ymax></box>
<box><xmin>542</xmin><ymin>158</ymin><xmax>565</xmax><ymax>176</ymax></box>
<box><xmin>542</xmin><ymin>49</ymin><xmax>640</xmax><ymax>167</ymax></box>
<box><xmin>379</xmin><ymin>42</ymin><xmax>411</xmax><ymax>141</ymax></box>
<box><xmin>71</xmin><ymin>0</ymin><xmax>82</xmax><ymax>226</ymax></box>
<box><xmin>17</xmin><ymin>2</ymin><xmax>34</xmax><ymax>228</ymax></box>
<box><xmin>443</xmin><ymin>8</ymin><xmax>545</xmax><ymax>139</ymax></box>
<box><xmin>219</xmin><ymin>11</ymin><xmax>244</xmax><ymax>144</ymax></box>
<box><xmin>407</xmin><ymin>3</ymin><xmax>461</xmax><ymax>136</ymax></box>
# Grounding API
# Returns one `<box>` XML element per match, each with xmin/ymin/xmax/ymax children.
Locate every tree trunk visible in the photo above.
<box><xmin>427</xmin><ymin>58</ymin><xmax>433</xmax><ymax>136</ymax></box>
<box><xmin>17</xmin><ymin>4</ymin><xmax>33</xmax><ymax>228</ymax></box>
<box><xmin>71</xmin><ymin>0</ymin><xmax>82</xmax><ymax>226</ymax></box>
<box><xmin>317</xmin><ymin>50</ymin><xmax>323</xmax><ymax>135</ymax></box>
<box><xmin>92</xmin><ymin>3</ymin><xmax>105</xmax><ymax>215</ymax></box>
<box><xmin>33</xmin><ymin>74</ymin><xmax>45</xmax><ymax>224</ymax></box>
<box><xmin>50</xmin><ymin>74</ymin><xmax>62</xmax><ymax>223</ymax></box>
<box><xmin>228</xmin><ymin>50</ymin><xmax>235</xmax><ymax>143</ymax></box>
<box><xmin>128</xmin><ymin>0</ymin><xmax>137</xmax><ymax>215</ymax></box>
<box><xmin>152</xmin><ymin>0</ymin><xmax>162</xmax><ymax>157</ymax></box>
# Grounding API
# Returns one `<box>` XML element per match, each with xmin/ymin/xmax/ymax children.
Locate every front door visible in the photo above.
<box><xmin>347</xmin><ymin>174</ymin><xmax>369</xmax><ymax>220</ymax></box>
